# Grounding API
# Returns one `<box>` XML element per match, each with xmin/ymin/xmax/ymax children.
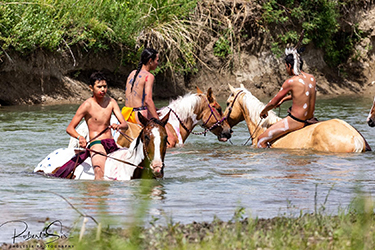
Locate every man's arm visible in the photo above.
<box><xmin>144</xmin><ymin>74</ymin><xmax>159</xmax><ymax>119</ymax></box>
<box><xmin>66</xmin><ymin>102</ymin><xmax>88</xmax><ymax>147</ymax></box>
<box><xmin>276</xmin><ymin>95</ymin><xmax>292</xmax><ymax>107</ymax></box>
<box><xmin>111</xmin><ymin>99</ymin><xmax>128</xmax><ymax>131</ymax></box>
<box><xmin>260</xmin><ymin>81</ymin><xmax>292</xmax><ymax>118</ymax></box>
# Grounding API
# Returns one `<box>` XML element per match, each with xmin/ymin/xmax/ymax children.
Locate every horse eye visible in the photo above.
<box><xmin>216</xmin><ymin>107</ymin><xmax>222</xmax><ymax>115</ymax></box>
<box><xmin>226</xmin><ymin>102</ymin><xmax>229</xmax><ymax>107</ymax></box>
<box><xmin>144</xmin><ymin>134</ymin><xmax>150</xmax><ymax>142</ymax></box>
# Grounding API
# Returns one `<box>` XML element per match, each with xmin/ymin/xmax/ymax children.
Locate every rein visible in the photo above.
<box><xmin>77</xmin><ymin>126</ymin><xmax>142</xmax><ymax>169</ymax></box>
<box><xmin>243</xmin><ymin>118</ymin><xmax>263</xmax><ymax>146</ymax></box>
<box><xmin>83</xmin><ymin>147</ymin><xmax>143</xmax><ymax>169</ymax></box>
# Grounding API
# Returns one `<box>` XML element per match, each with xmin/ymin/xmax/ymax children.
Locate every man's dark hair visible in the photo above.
<box><xmin>89</xmin><ymin>71</ymin><xmax>107</xmax><ymax>86</ymax></box>
<box><xmin>131</xmin><ymin>48</ymin><xmax>158</xmax><ymax>91</ymax></box>
<box><xmin>284</xmin><ymin>54</ymin><xmax>304</xmax><ymax>70</ymax></box>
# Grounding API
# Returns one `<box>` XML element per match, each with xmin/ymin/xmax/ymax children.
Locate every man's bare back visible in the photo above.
<box><xmin>257</xmin><ymin>51</ymin><xmax>317</xmax><ymax>148</ymax></box>
<box><xmin>123</xmin><ymin>49</ymin><xmax>160</xmax><ymax>122</ymax></box>
<box><xmin>283</xmin><ymin>71</ymin><xmax>316</xmax><ymax>121</ymax></box>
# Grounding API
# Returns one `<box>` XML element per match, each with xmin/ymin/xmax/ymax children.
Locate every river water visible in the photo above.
<box><xmin>0</xmin><ymin>96</ymin><xmax>374</xmax><ymax>244</ymax></box>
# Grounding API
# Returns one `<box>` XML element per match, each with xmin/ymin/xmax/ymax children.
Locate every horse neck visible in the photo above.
<box><xmin>240</xmin><ymin>91</ymin><xmax>282</xmax><ymax>145</ymax></box>
<box><xmin>179</xmin><ymin>118</ymin><xmax>194</xmax><ymax>142</ymax></box>
<box><xmin>127</xmin><ymin>135</ymin><xmax>145</xmax><ymax>166</ymax></box>
<box><xmin>161</xmin><ymin>93</ymin><xmax>201</xmax><ymax>142</ymax></box>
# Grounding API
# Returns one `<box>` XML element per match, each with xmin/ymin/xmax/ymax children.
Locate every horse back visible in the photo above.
<box><xmin>272</xmin><ymin>119</ymin><xmax>368</xmax><ymax>152</ymax></box>
<box><xmin>117</xmin><ymin>122</ymin><xmax>142</xmax><ymax>148</ymax></box>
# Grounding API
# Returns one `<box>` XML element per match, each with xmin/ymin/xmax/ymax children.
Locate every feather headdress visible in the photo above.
<box><xmin>285</xmin><ymin>30</ymin><xmax>305</xmax><ymax>76</ymax></box>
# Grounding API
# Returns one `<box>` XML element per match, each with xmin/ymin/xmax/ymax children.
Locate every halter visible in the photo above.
<box><xmin>225</xmin><ymin>89</ymin><xmax>263</xmax><ymax>146</ymax></box>
<box><xmin>225</xmin><ymin>90</ymin><xmax>244</xmax><ymax>120</ymax></box>
<box><xmin>168</xmin><ymin>94</ymin><xmax>226</xmax><ymax>136</ymax></box>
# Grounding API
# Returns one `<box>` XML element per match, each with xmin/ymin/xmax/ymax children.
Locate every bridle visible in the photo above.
<box><xmin>225</xmin><ymin>90</ymin><xmax>263</xmax><ymax>146</ymax></box>
<box><xmin>225</xmin><ymin>90</ymin><xmax>243</xmax><ymax>120</ymax></box>
<box><xmin>140</xmin><ymin>124</ymin><xmax>166</xmax><ymax>174</ymax></box>
<box><xmin>168</xmin><ymin>94</ymin><xmax>226</xmax><ymax>136</ymax></box>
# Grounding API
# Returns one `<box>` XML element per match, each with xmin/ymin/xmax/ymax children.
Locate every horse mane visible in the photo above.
<box><xmin>125</xmin><ymin>129</ymin><xmax>145</xmax><ymax>165</ymax></box>
<box><xmin>239</xmin><ymin>87</ymin><xmax>281</xmax><ymax>128</ymax></box>
<box><xmin>159</xmin><ymin>93</ymin><xmax>201</xmax><ymax>121</ymax></box>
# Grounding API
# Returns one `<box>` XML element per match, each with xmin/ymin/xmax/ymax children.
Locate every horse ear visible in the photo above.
<box><xmin>196</xmin><ymin>86</ymin><xmax>203</xmax><ymax>94</ymax></box>
<box><xmin>240</xmin><ymin>83</ymin><xmax>245</xmax><ymax>89</ymax></box>
<box><xmin>161</xmin><ymin>110</ymin><xmax>171</xmax><ymax>127</ymax></box>
<box><xmin>207</xmin><ymin>87</ymin><xmax>214</xmax><ymax>103</ymax></box>
<box><xmin>137</xmin><ymin>112</ymin><xmax>149</xmax><ymax>127</ymax></box>
<box><xmin>228</xmin><ymin>83</ymin><xmax>236</xmax><ymax>94</ymax></box>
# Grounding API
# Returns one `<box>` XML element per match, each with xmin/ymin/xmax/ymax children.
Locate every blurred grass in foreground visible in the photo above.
<box><xmin>66</xmin><ymin>184</ymin><xmax>375</xmax><ymax>250</ymax></box>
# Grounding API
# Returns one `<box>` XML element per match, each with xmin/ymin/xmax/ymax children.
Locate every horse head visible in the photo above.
<box><xmin>224</xmin><ymin>84</ymin><xmax>246</xmax><ymax>127</ymax></box>
<box><xmin>196</xmin><ymin>87</ymin><xmax>232</xmax><ymax>142</ymax></box>
<box><xmin>136</xmin><ymin>111</ymin><xmax>170</xmax><ymax>178</ymax></box>
<box><xmin>367</xmin><ymin>97</ymin><xmax>375</xmax><ymax>127</ymax></box>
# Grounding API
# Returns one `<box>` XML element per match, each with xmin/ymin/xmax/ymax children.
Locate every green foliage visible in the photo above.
<box><xmin>261</xmin><ymin>0</ymin><xmax>362</xmax><ymax>67</ymax></box>
<box><xmin>0</xmin><ymin>0</ymin><xmax>197</xmax><ymax>64</ymax></box>
<box><xmin>214</xmin><ymin>36</ymin><xmax>232</xmax><ymax>59</ymax></box>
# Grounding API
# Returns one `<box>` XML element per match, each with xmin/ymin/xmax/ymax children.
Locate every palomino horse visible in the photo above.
<box><xmin>116</xmin><ymin>87</ymin><xmax>232</xmax><ymax>148</ymax></box>
<box><xmin>224</xmin><ymin>84</ymin><xmax>370</xmax><ymax>153</ymax></box>
<box><xmin>34</xmin><ymin>112</ymin><xmax>170</xmax><ymax>180</ymax></box>
<box><xmin>367</xmin><ymin>97</ymin><xmax>375</xmax><ymax>127</ymax></box>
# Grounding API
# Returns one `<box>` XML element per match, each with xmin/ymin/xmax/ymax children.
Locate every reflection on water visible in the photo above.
<box><xmin>1</xmin><ymin>96</ymin><xmax>375</xmax><ymax>243</ymax></box>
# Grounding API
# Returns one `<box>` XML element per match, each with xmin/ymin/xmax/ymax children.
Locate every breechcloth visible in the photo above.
<box><xmin>287</xmin><ymin>107</ymin><xmax>319</xmax><ymax>127</ymax></box>
<box><xmin>51</xmin><ymin>139</ymin><xmax>119</xmax><ymax>178</ymax></box>
<box><xmin>121</xmin><ymin>106</ymin><xmax>147</xmax><ymax>123</ymax></box>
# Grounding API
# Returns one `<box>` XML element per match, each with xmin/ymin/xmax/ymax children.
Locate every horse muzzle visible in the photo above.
<box><xmin>219</xmin><ymin>128</ymin><xmax>232</xmax><ymax>142</ymax></box>
<box><xmin>151</xmin><ymin>162</ymin><xmax>164</xmax><ymax>178</ymax></box>
<box><xmin>367</xmin><ymin>117</ymin><xmax>375</xmax><ymax>127</ymax></box>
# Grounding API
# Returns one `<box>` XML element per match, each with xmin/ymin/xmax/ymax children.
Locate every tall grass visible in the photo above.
<box><xmin>63</xmin><ymin>187</ymin><xmax>375</xmax><ymax>250</ymax></box>
<box><xmin>0</xmin><ymin>0</ymin><xmax>196</xmax><ymax>61</ymax></box>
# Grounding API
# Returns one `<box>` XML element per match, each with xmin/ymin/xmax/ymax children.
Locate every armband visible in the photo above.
<box><xmin>77</xmin><ymin>135</ymin><xmax>81</xmax><ymax>140</ymax></box>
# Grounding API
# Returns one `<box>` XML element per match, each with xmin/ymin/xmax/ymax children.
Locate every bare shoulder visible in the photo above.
<box><xmin>80</xmin><ymin>98</ymin><xmax>93</xmax><ymax>110</ymax></box>
<box><xmin>282</xmin><ymin>76</ymin><xmax>298</xmax><ymax>87</ymax></box>
<box><xmin>108</xmin><ymin>96</ymin><xmax>119</xmax><ymax>108</ymax></box>
<box><xmin>303</xmin><ymin>72</ymin><xmax>315</xmax><ymax>81</ymax></box>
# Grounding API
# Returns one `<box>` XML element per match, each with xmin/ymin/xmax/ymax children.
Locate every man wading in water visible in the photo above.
<box><xmin>257</xmin><ymin>46</ymin><xmax>317</xmax><ymax>148</ymax></box>
<box><xmin>62</xmin><ymin>72</ymin><xmax>128</xmax><ymax>180</ymax></box>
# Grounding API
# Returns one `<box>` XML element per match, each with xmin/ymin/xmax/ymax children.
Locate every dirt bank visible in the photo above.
<box><xmin>2</xmin><ymin>1</ymin><xmax>375</xmax><ymax>106</ymax></box>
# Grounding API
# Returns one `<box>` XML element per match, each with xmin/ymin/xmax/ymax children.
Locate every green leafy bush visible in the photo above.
<box><xmin>261</xmin><ymin>0</ymin><xmax>362</xmax><ymax>67</ymax></box>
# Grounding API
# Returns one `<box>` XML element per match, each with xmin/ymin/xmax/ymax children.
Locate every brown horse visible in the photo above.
<box><xmin>367</xmin><ymin>97</ymin><xmax>375</xmax><ymax>127</ymax></box>
<box><xmin>35</xmin><ymin>112</ymin><xmax>170</xmax><ymax>180</ymax></box>
<box><xmin>117</xmin><ymin>87</ymin><xmax>232</xmax><ymax>148</ymax></box>
<box><xmin>224</xmin><ymin>84</ymin><xmax>370</xmax><ymax>153</ymax></box>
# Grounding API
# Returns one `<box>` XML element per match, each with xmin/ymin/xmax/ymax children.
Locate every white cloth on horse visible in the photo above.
<box><xmin>34</xmin><ymin>148</ymin><xmax>138</xmax><ymax>180</ymax></box>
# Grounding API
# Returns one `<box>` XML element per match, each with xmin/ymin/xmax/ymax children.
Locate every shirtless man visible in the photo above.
<box><xmin>257</xmin><ymin>48</ymin><xmax>316</xmax><ymax>148</ymax></box>
<box><xmin>66</xmin><ymin>72</ymin><xmax>128</xmax><ymax>179</ymax></box>
<box><xmin>122</xmin><ymin>48</ymin><xmax>160</xmax><ymax>123</ymax></box>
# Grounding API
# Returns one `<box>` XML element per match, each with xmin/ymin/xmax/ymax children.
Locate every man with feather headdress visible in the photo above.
<box><xmin>257</xmin><ymin>39</ymin><xmax>317</xmax><ymax>148</ymax></box>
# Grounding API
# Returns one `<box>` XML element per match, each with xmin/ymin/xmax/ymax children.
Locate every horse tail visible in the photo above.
<box><xmin>353</xmin><ymin>135</ymin><xmax>366</xmax><ymax>152</ymax></box>
<box><xmin>338</xmin><ymin>119</ymin><xmax>370</xmax><ymax>152</ymax></box>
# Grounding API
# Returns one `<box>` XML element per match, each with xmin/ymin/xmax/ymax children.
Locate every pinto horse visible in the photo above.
<box><xmin>224</xmin><ymin>84</ymin><xmax>370</xmax><ymax>153</ymax></box>
<box><xmin>367</xmin><ymin>97</ymin><xmax>375</xmax><ymax>127</ymax></box>
<box><xmin>116</xmin><ymin>87</ymin><xmax>232</xmax><ymax>148</ymax></box>
<box><xmin>69</xmin><ymin>87</ymin><xmax>231</xmax><ymax>149</ymax></box>
<box><xmin>34</xmin><ymin>112</ymin><xmax>170</xmax><ymax>180</ymax></box>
